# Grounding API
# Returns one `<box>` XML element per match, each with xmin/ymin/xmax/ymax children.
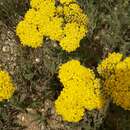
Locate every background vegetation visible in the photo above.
<box><xmin>0</xmin><ymin>0</ymin><xmax>130</xmax><ymax>129</ymax></box>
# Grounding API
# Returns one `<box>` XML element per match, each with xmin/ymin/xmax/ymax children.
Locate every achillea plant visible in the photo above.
<box><xmin>55</xmin><ymin>60</ymin><xmax>105</xmax><ymax>122</ymax></box>
<box><xmin>16</xmin><ymin>0</ymin><xmax>88</xmax><ymax>52</ymax></box>
<box><xmin>104</xmin><ymin>57</ymin><xmax>130</xmax><ymax>110</ymax></box>
<box><xmin>0</xmin><ymin>70</ymin><xmax>15</xmax><ymax>101</ymax></box>
<box><xmin>98</xmin><ymin>52</ymin><xmax>130</xmax><ymax>110</ymax></box>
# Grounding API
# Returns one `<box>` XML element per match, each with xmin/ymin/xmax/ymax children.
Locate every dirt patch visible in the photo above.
<box><xmin>0</xmin><ymin>21</ymin><xmax>19</xmax><ymax>75</ymax></box>
<box><xmin>17</xmin><ymin>109</ymin><xmax>41</xmax><ymax>130</ymax></box>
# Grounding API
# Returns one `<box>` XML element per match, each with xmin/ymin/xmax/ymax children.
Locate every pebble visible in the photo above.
<box><xmin>35</xmin><ymin>58</ymin><xmax>40</xmax><ymax>63</ymax></box>
<box><xmin>2</xmin><ymin>46</ymin><xmax>10</xmax><ymax>52</ymax></box>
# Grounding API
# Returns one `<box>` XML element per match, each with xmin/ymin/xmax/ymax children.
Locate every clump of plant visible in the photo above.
<box><xmin>98</xmin><ymin>52</ymin><xmax>130</xmax><ymax>110</ymax></box>
<box><xmin>16</xmin><ymin>0</ymin><xmax>88</xmax><ymax>52</ymax></box>
<box><xmin>55</xmin><ymin>52</ymin><xmax>130</xmax><ymax>122</ymax></box>
<box><xmin>55</xmin><ymin>59</ymin><xmax>106</xmax><ymax>122</ymax></box>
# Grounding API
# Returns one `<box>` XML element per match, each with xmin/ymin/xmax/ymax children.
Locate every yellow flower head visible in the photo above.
<box><xmin>97</xmin><ymin>52</ymin><xmax>123</xmax><ymax>79</ymax></box>
<box><xmin>0</xmin><ymin>71</ymin><xmax>15</xmax><ymax>101</ymax></box>
<box><xmin>59</xmin><ymin>23</ymin><xmax>86</xmax><ymax>52</ymax></box>
<box><xmin>55</xmin><ymin>60</ymin><xmax>105</xmax><ymax>122</ymax></box>
<box><xmin>16</xmin><ymin>0</ymin><xmax>88</xmax><ymax>52</ymax></box>
<box><xmin>104</xmin><ymin>57</ymin><xmax>130</xmax><ymax>110</ymax></box>
<box><xmin>16</xmin><ymin>21</ymin><xmax>43</xmax><ymax>48</ymax></box>
<box><xmin>46</xmin><ymin>17</ymin><xmax>64</xmax><ymax>41</ymax></box>
<box><xmin>55</xmin><ymin>87</ymin><xmax>85</xmax><ymax>122</ymax></box>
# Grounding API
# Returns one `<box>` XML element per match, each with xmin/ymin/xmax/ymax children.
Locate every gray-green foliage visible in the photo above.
<box><xmin>78</xmin><ymin>0</ymin><xmax>130</xmax><ymax>56</ymax></box>
<box><xmin>0</xmin><ymin>0</ymin><xmax>29</xmax><ymax>27</ymax></box>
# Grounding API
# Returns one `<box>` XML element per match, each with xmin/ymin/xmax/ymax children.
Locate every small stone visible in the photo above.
<box><xmin>35</xmin><ymin>58</ymin><xmax>40</xmax><ymax>63</ymax></box>
<box><xmin>51</xmin><ymin>107</ymin><xmax>55</xmax><ymax>115</ymax></box>
<box><xmin>94</xmin><ymin>35</ymin><xmax>100</xmax><ymax>40</ymax></box>
<box><xmin>114</xmin><ymin>7</ymin><xmax>117</xmax><ymax>11</ymax></box>
<box><xmin>40</xmin><ymin>125</ymin><xmax>46</xmax><ymax>130</ymax></box>
<box><xmin>21</xmin><ymin>116</ymin><xmax>25</xmax><ymax>121</ymax></box>
<box><xmin>53</xmin><ymin>42</ymin><xmax>58</xmax><ymax>47</ymax></box>
<box><xmin>0</xmin><ymin>2</ymin><xmax>3</xmax><ymax>6</ymax></box>
<box><xmin>41</xmin><ymin>108</ymin><xmax>46</xmax><ymax>112</ymax></box>
<box><xmin>2</xmin><ymin>46</ymin><xmax>10</xmax><ymax>52</ymax></box>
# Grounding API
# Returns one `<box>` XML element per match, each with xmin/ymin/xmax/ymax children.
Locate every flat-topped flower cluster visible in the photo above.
<box><xmin>98</xmin><ymin>53</ymin><xmax>130</xmax><ymax>110</ymax></box>
<box><xmin>55</xmin><ymin>60</ymin><xmax>105</xmax><ymax>122</ymax></box>
<box><xmin>16</xmin><ymin>0</ymin><xmax>88</xmax><ymax>52</ymax></box>
<box><xmin>0</xmin><ymin>70</ymin><xmax>15</xmax><ymax>101</ymax></box>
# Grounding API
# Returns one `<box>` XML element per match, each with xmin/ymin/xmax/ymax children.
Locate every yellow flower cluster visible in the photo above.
<box><xmin>55</xmin><ymin>60</ymin><xmax>105</xmax><ymax>122</ymax></box>
<box><xmin>104</xmin><ymin>57</ymin><xmax>130</xmax><ymax>110</ymax></box>
<box><xmin>0</xmin><ymin>71</ymin><xmax>15</xmax><ymax>101</ymax></box>
<box><xmin>16</xmin><ymin>0</ymin><xmax>88</xmax><ymax>52</ymax></box>
<box><xmin>97</xmin><ymin>52</ymin><xmax>123</xmax><ymax>79</ymax></box>
<box><xmin>98</xmin><ymin>52</ymin><xmax>130</xmax><ymax>110</ymax></box>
